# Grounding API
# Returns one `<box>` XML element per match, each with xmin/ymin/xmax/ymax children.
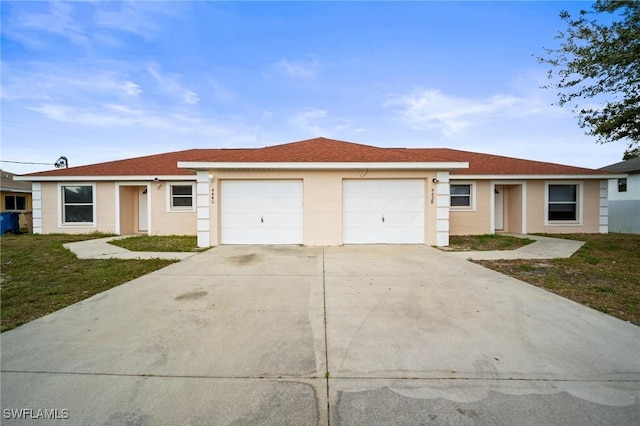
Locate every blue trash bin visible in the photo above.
<box><xmin>0</xmin><ymin>212</ymin><xmax>20</xmax><ymax>235</ymax></box>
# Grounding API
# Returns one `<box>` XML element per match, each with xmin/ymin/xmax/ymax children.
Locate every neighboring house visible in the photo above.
<box><xmin>1</xmin><ymin>170</ymin><xmax>33</xmax><ymax>230</ymax></box>
<box><xmin>16</xmin><ymin>137</ymin><xmax>620</xmax><ymax>247</ymax></box>
<box><xmin>599</xmin><ymin>157</ymin><xmax>640</xmax><ymax>234</ymax></box>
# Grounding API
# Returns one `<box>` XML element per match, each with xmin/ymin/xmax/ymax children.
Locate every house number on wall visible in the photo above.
<box><xmin>211</xmin><ymin>188</ymin><xmax>215</xmax><ymax>204</ymax></box>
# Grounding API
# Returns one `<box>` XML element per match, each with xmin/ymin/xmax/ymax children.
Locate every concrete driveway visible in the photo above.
<box><xmin>2</xmin><ymin>245</ymin><xmax>639</xmax><ymax>425</ymax></box>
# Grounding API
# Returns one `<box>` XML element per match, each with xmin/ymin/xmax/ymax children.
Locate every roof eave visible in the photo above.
<box><xmin>450</xmin><ymin>173</ymin><xmax>627</xmax><ymax>180</ymax></box>
<box><xmin>14</xmin><ymin>175</ymin><xmax>196</xmax><ymax>182</ymax></box>
<box><xmin>177</xmin><ymin>161</ymin><xmax>469</xmax><ymax>171</ymax></box>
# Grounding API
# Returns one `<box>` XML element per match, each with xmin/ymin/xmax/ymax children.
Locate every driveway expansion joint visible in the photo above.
<box><xmin>1</xmin><ymin>370</ymin><xmax>325</xmax><ymax>380</ymax></box>
<box><xmin>321</xmin><ymin>247</ymin><xmax>331</xmax><ymax>426</ymax></box>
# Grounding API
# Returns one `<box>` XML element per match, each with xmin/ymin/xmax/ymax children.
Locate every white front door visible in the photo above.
<box><xmin>343</xmin><ymin>179</ymin><xmax>425</xmax><ymax>244</ymax></box>
<box><xmin>221</xmin><ymin>180</ymin><xmax>303</xmax><ymax>244</ymax></box>
<box><xmin>138</xmin><ymin>187</ymin><xmax>148</xmax><ymax>232</ymax></box>
<box><xmin>494</xmin><ymin>185</ymin><xmax>504</xmax><ymax>231</ymax></box>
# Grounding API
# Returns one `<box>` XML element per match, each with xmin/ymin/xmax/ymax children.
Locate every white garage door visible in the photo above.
<box><xmin>343</xmin><ymin>179</ymin><xmax>425</xmax><ymax>244</ymax></box>
<box><xmin>221</xmin><ymin>180</ymin><xmax>303</xmax><ymax>244</ymax></box>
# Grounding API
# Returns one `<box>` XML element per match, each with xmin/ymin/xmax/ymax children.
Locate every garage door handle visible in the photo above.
<box><xmin>261</xmin><ymin>216</ymin><xmax>264</xmax><ymax>223</ymax></box>
<box><xmin>382</xmin><ymin>215</ymin><xmax>385</xmax><ymax>223</ymax></box>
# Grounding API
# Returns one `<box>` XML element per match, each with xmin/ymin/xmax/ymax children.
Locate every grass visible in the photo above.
<box><xmin>476</xmin><ymin>233</ymin><xmax>640</xmax><ymax>325</ymax></box>
<box><xmin>0</xmin><ymin>234</ymin><xmax>176</xmax><ymax>332</ymax></box>
<box><xmin>444</xmin><ymin>234</ymin><xmax>535</xmax><ymax>251</ymax></box>
<box><xmin>109</xmin><ymin>235</ymin><xmax>203</xmax><ymax>252</ymax></box>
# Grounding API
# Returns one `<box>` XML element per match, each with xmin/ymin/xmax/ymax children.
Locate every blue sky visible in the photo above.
<box><xmin>1</xmin><ymin>1</ymin><xmax>627</xmax><ymax>174</ymax></box>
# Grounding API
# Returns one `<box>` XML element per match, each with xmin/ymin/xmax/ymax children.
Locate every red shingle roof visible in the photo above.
<box><xmin>23</xmin><ymin>137</ymin><xmax>608</xmax><ymax>177</ymax></box>
<box><xmin>24</xmin><ymin>149</ymin><xmax>222</xmax><ymax>177</ymax></box>
<box><xmin>426</xmin><ymin>149</ymin><xmax>605</xmax><ymax>175</ymax></box>
<box><xmin>192</xmin><ymin>137</ymin><xmax>450</xmax><ymax>163</ymax></box>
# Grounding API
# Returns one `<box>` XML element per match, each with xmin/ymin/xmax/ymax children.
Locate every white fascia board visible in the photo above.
<box><xmin>14</xmin><ymin>175</ymin><xmax>196</xmax><ymax>182</ymax></box>
<box><xmin>450</xmin><ymin>174</ymin><xmax>626</xmax><ymax>180</ymax></box>
<box><xmin>177</xmin><ymin>161</ymin><xmax>469</xmax><ymax>171</ymax></box>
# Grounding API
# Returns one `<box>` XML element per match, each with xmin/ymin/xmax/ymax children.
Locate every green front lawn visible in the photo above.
<box><xmin>0</xmin><ymin>234</ymin><xmax>176</xmax><ymax>332</ymax></box>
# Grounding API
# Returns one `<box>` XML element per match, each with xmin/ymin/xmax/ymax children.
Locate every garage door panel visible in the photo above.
<box><xmin>221</xmin><ymin>213</ymin><xmax>257</xmax><ymax>226</ymax></box>
<box><xmin>343</xmin><ymin>179</ymin><xmax>425</xmax><ymax>244</ymax></box>
<box><xmin>221</xmin><ymin>180</ymin><xmax>303</xmax><ymax>244</ymax></box>
<box><xmin>262</xmin><ymin>212</ymin><xmax>302</xmax><ymax>226</ymax></box>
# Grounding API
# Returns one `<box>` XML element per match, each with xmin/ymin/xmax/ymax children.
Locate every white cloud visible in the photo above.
<box><xmin>10</xmin><ymin>2</ymin><xmax>89</xmax><ymax>47</ymax></box>
<box><xmin>27</xmin><ymin>102</ymin><xmax>237</xmax><ymax>138</ymax></box>
<box><xmin>206</xmin><ymin>78</ymin><xmax>234</xmax><ymax>102</ymax></box>
<box><xmin>291</xmin><ymin>108</ymin><xmax>327</xmax><ymax>135</ymax></box>
<box><xmin>94</xmin><ymin>4</ymin><xmax>158</xmax><ymax>38</ymax></box>
<box><xmin>147</xmin><ymin>65</ymin><xmax>199</xmax><ymax>104</ymax></box>
<box><xmin>274</xmin><ymin>57</ymin><xmax>319</xmax><ymax>80</ymax></box>
<box><xmin>290</xmin><ymin>108</ymin><xmax>354</xmax><ymax>137</ymax></box>
<box><xmin>3</xmin><ymin>1</ymin><xmax>182</xmax><ymax>51</ymax></box>
<box><xmin>386</xmin><ymin>88</ymin><xmax>539</xmax><ymax>136</ymax></box>
<box><xmin>1</xmin><ymin>67</ymin><xmax>141</xmax><ymax>101</ymax></box>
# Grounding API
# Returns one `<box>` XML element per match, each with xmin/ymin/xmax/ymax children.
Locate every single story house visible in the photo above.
<box><xmin>599</xmin><ymin>157</ymin><xmax>640</xmax><ymax>234</ymax></box>
<box><xmin>17</xmin><ymin>137</ymin><xmax>619</xmax><ymax>247</ymax></box>
<box><xmin>1</xmin><ymin>169</ymin><xmax>33</xmax><ymax>230</ymax></box>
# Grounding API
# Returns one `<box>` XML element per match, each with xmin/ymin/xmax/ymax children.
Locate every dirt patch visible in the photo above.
<box><xmin>175</xmin><ymin>291</ymin><xmax>208</xmax><ymax>301</ymax></box>
<box><xmin>445</xmin><ymin>234</ymin><xmax>534</xmax><ymax>251</ymax></box>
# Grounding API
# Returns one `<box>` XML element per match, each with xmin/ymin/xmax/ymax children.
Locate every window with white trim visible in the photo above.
<box><xmin>5</xmin><ymin>195</ymin><xmax>26</xmax><ymax>211</ymax></box>
<box><xmin>169</xmin><ymin>184</ymin><xmax>194</xmax><ymax>210</ymax></box>
<box><xmin>547</xmin><ymin>184</ymin><xmax>578</xmax><ymax>221</ymax></box>
<box><xmin>618</xmin><ymin>178</ymin><xmax>627</xmax><ymax>192</ymax></box>
<box><xmin>62</xmin><ymin>185</ymin><xmax>94</xmax><ymax>224</ymax></box>
<box><xmin>450</xmin><ymin>183</ymin><xmax>473</xmax><ymax>209</ymax></box>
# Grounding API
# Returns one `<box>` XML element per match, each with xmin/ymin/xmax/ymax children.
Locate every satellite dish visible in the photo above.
<box><xmin>55</xmin><ymin>156</ymin><xmax>68</xmax><ymax>168</ymax></box>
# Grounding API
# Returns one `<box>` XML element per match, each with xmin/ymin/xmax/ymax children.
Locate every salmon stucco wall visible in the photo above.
<box><xmin>506</xmin><ymin>185</ymin><xmax>523</xmax><ymax>234</ymax></box>
<box><xmin>449</xmin><ymin>180</ymin><xmax>492</xmax><ymax>235</ymax></box>
<box><xmin>448</xmin><ymin>179</ymin><xmax>602</xmax><ymax>236</ymax></box>
<box><xmin>208</xmin><ymin>169</ymin><xmax>440</xmax><ymax>246</ymax></box>
<box><xmin>526</xmin><ymin>180</ymin><xmax>601</xmax><ymax>234</ymax></box>
<box><xmin>40</xmin><ymin>181</ymin><xmax>117</xmax><ymax>234</ymax></box>
<box><xmin>150</xmin><ymin>180</ymin><xmax>197</xmax><ymax>236</ymax></box>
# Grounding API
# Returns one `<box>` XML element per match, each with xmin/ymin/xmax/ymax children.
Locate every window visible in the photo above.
<box><xmin>450</xmin><ymin>184</ymin><xmax>472</xmax><ymax>208</ymax></box>
<box><xmin>62</xmin><ymin>185</ymin><xmax>94</xmax><ymax>224</ymax></box>
<box><xmin>5</xmin><ymin>195</ymin><xmax>26</xmax><ymax>211</ymax></box>
<box><xmin>547</xmin><ymin>184</ymin><xmax>577</xmax><ymax>221</ymax></box>
<box><xmin>618</xmin><ymin>178</ymin><xmax>627</xmax><ymax>192</ymax></box>
<box><xmin>170</xmin><ymin>184</ymin><xmax>193</xmax><ymax>209</ymax></box>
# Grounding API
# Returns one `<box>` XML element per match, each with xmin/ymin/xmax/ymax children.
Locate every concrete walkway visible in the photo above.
<box><xmin>68</xmin><ymin>234</ymin><xmax>584</xmax><ymax>263</ymax></box>
<box><xmin>447</xmin><ymin>234</ymin><xmax>585</xmax><ymax>260</ymax></box>
<box><xmin>64</xmin><ymin>236</ymin><xmax>198</xmax><ymax>260</ymax></box>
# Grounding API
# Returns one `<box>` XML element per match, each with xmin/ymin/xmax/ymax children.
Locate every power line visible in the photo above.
<box><xmin>1</xmin><ymin>156</ymin><xmax>68</xmax><ymax>168</ymax></box>
<box><xmin>1</xmin><ymin>160</ymin><xmax>55</xmax><ymax>165</ymax></box>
